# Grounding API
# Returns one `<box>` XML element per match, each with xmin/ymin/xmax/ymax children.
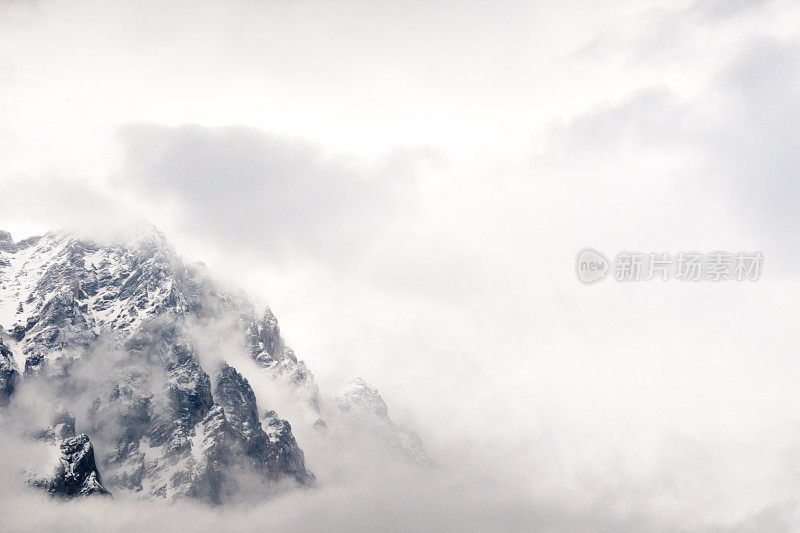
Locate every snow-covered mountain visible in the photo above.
<box><xmin>0</xmin><ymin>228</ymin><xmax>428</xmax><ymax>502</ymax></box>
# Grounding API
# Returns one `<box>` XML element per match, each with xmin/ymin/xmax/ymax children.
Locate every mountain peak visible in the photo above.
<box><xmin>0</xmin><ymin>227</ymin><xmax>427</xmax><ymax>502</ymax></box>
<box><xmin>0</xmin><ymin>228</ymin><xmax>326</xmax><ymax>502</ymax></box>
<box><xmin>336</xmin><ymin>377</ymin><xmax>432</xmax><ymax>466</ymax></box>
<box><xmin>337</xmin><ymin>377</ymin><xmax>389</xmax><ymax>418</ymax></box>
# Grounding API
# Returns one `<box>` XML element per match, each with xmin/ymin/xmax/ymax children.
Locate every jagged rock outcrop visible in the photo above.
<box><xmin>0</xmin><ymin>337</ymin><xmax>18</xmax><ymax>406</ymax></box>
<box><xmin>215</xmin><ymin>363</ymin><xmax>314</xmax><ymax>486</ymax></box>
<box><xmin>262</xmin><ymin>409</ymin><xmax>314</xmax><ymax>483</ymax></box>
<box><xmin>29</xmin><ymin>411</ymin><xmax>111</xmax><ymax>498</ymax></box>
<box><xmin>32</xmin><ymin>435</ymin><xmax>112</xmax><ymax>498</ymax></box>
<box><xmin>336</xmin><ymin>378</ymin><xmax>432</xmax><ymax>466</ymax></box>
<box><xmin>85</xmin><ymin>322</ymin><xmax>314</xmax><ymax>503</ymax></box>
<box><xmin>245</xmin><ymin>308</ymin><xmax>325</xmax><ymax>428</ymax></box>
<box><xmin>0</xmin><ymin>230</ymin><xmax>15</xmax><ymax>253</ymax></box>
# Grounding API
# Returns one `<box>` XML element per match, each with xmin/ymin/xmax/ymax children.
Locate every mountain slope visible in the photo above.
<box><xmin>0</xmin><ymin>228</ymin><xmax>429</xmax><ymax>503</ymax></box>
<box><xmin>0</xmin><ymin>228</ymin><xmax>318</xmax><ymax>502</ymax></box>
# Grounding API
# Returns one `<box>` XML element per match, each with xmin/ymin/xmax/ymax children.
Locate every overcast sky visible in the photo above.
<box><xmin>3</xmin><ymin>0</ymin><xmax>800</xmax><ymax>529</ymax></box>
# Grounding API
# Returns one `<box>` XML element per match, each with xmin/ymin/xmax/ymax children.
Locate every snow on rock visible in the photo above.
<box><xmin>245</xmin><ymin>309</ymin><xmax>326</xmax><ymax>428</ymax></box>
<box><xmin>261</xmin><ymin>409</ymin><xmax>314</xmax><ymax>484</ymax></box>
<box><xmin>215</xmin><ymin>363</ymin><xmax>315</xmax><ymax>487</ymax></box>
<box><xmin>28</xmin><ymin>411</ymin><xmax>112</xmax><ymax>498</ymax></box>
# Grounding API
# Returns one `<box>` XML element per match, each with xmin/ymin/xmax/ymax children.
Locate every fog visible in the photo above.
<box><xmin>3</xmin><ymin>0</ymin><xmax>800</xmax><ymax>530</ymax></box>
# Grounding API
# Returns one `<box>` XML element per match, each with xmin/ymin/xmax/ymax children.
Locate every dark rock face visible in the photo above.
<box><xmin>36</xmin><ymin>435</ymin><xmax>112</xmax><ymax>498</ymax></box>
<box><xmin>30</xmin><ymin>412</ymin><xmax>111</xmax><ymax>498</ymax></box>
<box><xmin>0</xmin><ymin>231</ymin><xmax>15</xmax><ymax>253</ymax></box>
<box><xmin>215</xmin><ymin>364</ymin><xmax>315</xmax><ymax>487</ymax></box>
<box><xmin>139</xmin><ymin>324</ymin><xmax>215</xmax><ymax>455</ymax></box>
<box><xmin>189</xmin><ymin>405</ymin><xmax>231</xmax><ymax>504</ymax></box>
<box><xmin>215</xmin><ymin>363</ymin><xmax>268</xmax><ymax>460</ymax></box>
<box><xmin>34</xmin><ymin>435</ymin><xmax>112</xmax><ymax>498</ymax></box>
<box><xmin>15</xmin><ymin>235</ymin><xmax>42</xmax><ymax>251</ymax></box>
<box><xmin>262</xmin><ymin>410</ymin><xmax>315</xmax><ymax>485</ymax></box>
<box><xmin>246</xmin><ymin>308</ymin><xmax>284</xmax><ymax>367</ymax></box>
<box><xmin>89</xmin><ymin>322</ymin><xmax>309</xmax><ymax>503</ymax></box>
<box><xmin>0</xmin><ymin>338</ymin><xmax>18</xmax><ymax>406</ymax></box>
<box><xmin>245</xmin><ymin>310</ymin><xmax>325</xmax><ymax>426</ymax></box>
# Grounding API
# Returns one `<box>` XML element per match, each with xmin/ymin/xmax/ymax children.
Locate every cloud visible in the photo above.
<box><xmin>552</xmin><ymin>33</ymin><xmax>800</xmax><ymax>272</ymax></box>
<box><xmin>116</xmin><ymin>123</ymin><xmax>431</xmax><ymax>268</ymax></box>
<box><xmin>711</xmin><ymin>38</ymin><xmax>800</xmax><ymax>244</ymax></box>
<box><xmin>0</xmin><ymin>176</ymin><xmax>147</xmax><ymax>241</ymax></box>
